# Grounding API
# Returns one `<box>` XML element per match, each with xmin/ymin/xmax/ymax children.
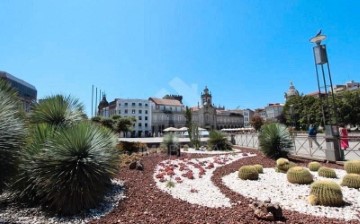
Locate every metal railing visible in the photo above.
<box><xmin>230</xmin><ymin>133</ymin><xmax>360</xmax><ymax>161</ymax></box>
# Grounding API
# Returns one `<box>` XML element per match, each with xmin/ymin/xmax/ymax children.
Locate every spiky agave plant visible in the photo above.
<box><xmin>11</xmin><ymin>123</ymin><xmax>56</xmax><ymax>203</ymax></box>
<box><xmin>0</xmin><ymin>79</ymin><xmax>26</xmax><ymax>193</ymax></box>
<box><xmin>258</xmin><ymin>123</ymin><xmax>293</xmax><ymax>158</ymax></box>
<box><xmin>29</xmin><ymin>122</ymin><xmax>119</xmax><ymax>215</ymax></box>
<box><xmin>208</xmin><ymin>130</ymin><xmax>232</xmax><ymax>151</ymax></box>
<box><xmin>30</xmin><ymin>94</ymin><xmax>85</xmax><ymax>127</ymax></box>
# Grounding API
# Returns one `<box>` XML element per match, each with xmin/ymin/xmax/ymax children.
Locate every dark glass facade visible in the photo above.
<box><xmin>0</xmin><ymin>71</ymin><xmax>37</xmax><ymax>112</ymax></box>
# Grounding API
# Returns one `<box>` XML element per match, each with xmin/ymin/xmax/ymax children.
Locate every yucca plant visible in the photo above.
<box><xmin>30</xmin><ymin>94</ymin><xmax>85</xmax><ymax>127</ymax></box>
<box><xmin>11</xmin><ymin>123</ymin><xmax>56</xmax><ymax>202</ymax></box>
<box><xmin>28</xmin><ymin>122</ymin><xmax>119</xmax><ymax>215</ymax></box>
<box><xmin>0</xmin><ymin>79</ymin><xmax>26</xmax><ymax>193</ymax></box>
<box><xmin>258</xmin><ymin>123</ymin><xmax>293</xmax><ymax>158</ymax></box>
<box><xmin>208</xmin><ymin>130</ymin><xmax>232</xmax><ymax>151</ymax></box>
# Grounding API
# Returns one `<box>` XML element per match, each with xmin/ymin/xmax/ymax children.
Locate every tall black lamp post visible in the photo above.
<box><xmin>309</xmin><ymin>30</ymin><xmax>340</xmax><ymax>161</ymax></box>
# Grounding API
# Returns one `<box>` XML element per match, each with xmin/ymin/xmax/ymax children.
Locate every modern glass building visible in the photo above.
<box><xmin>0</xmin><ymin>71</ymin><xmax>37</xmax><ymax>112</ymax></box>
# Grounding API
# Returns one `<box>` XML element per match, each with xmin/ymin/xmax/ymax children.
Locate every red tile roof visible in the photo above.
<box><xmin>149</xmin><ymin>97</ymin><xmax>183</xmax><ymax>106</ymax></box>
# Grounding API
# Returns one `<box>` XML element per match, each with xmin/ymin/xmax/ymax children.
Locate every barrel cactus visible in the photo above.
<box><xmin>341</xmin><ymin>173</ymin><xmax>360</xmax><ymax>189</ymax></box>
<box><xmin>308</xmin><ymin>161</ymin><xmax>321</xmax><ymax>171</ymax></box>
<box><xmin>318</xmin><ymin>167</ymin><xmax>337</xmax><ymax>178</ymax></box>
<box><xmin>253</xmin><ymin>164</ymin><xmax>264</xmax><ymax>174</ymax></box>
<box><xmin>287</xmin><ymin>166</ymin><xmax>313</xmax><ymax>184</ymax></box>
<box><xmin>276</xmin><ymin>158</ymin><xmax>289</xmax><ymax>166</ymax></box>
<box><xmin>275</xmin><ymin>158</ymin><xmax>296</xmax><ymax>173</ymax></box>
<box><xmin>344</xmin><ymin>160</ymin><xmax>360</xmax><ymax>174</ymax></box>
<box><xmin>308</xmin><ymin>180</ymin><xmax>344</xmax><ymax>207</ymax></box>
<box><xmin>238</xmin><ymin>165</ymin><xmax>259</xmax><ymax>180</ymax></box>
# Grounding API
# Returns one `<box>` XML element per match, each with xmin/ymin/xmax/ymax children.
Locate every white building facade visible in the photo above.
<box><xmin>100</xmin><ymin>98</ymin><xmax>152</xmax><ymax>137</ymax></box>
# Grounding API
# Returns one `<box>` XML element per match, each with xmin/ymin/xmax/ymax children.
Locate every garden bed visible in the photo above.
<box><xmin>91</xmin><ymin>148</ymin><xmax>356</xmax><ymax>224</ymax></box>
<box><xmin>1</xmin><ymin>148</ymin><xmax>358</xmax><ymax>224</ymax></box>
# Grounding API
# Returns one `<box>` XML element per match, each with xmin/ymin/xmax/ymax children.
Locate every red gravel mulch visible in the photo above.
<box><xmin>91</xmin><ymin>149</ymin><xmax>360</xmax><ymax>224</ymax></box>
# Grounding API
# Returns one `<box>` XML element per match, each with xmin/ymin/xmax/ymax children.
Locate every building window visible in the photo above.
<box><xmin>145</xmin><ymin>123</ymin><xmax>148</xmax><ymax>127</ymax></box>
<box><xmin>132</xmin><ymin>103</ymin><xmax>136</xmax><ymax>106</ymax></box>
<box><xmin>145</xmin><ymin>110</ymin><xmax>148</xmax><ymax>114</ymax></box>
<box><xmin>145</xmin><ymin>116</ymin><xmax>148</xmax><ymax>121</ymax></box>
<box><xmin>139</xmin><ymin>110</ymin><xmax>142</xmax><ymax>114</ymax></box>
<box><xmin>138</xmin><ymin>123</ymin><xmax>142</xmax><ymax>127</ymax></box>
<box><xmin>139</xmin><ymin>103</ymin><xmax>142</xmax><ymax>106</ymax></box>
<box><xmin>118</xmin><ymin>110</ymin><xmax>121</xmax><ymax>114</ymax></box>
<box><xmin>124</xmin><ymin>102</ymin><xmax>128</xmax><ymax>106</ymax></box>
<box><xmin>132</xmin><ymin>109</ymin><xmax>135</xmax><ymax>114</ymax></box>
<box><xmin>124</xmin><ymin>109</ymin><xmax>128</xmax><ymax>114</ymax></box>
<box><xmin>138</xmin><ymin>116</ymin><xmax>142</xmax><ymax>120</ymax></box>
<box><xmin>145</xmin><ymin>103</ymin><xmax>148</xmax><ymax>107</ymax></box>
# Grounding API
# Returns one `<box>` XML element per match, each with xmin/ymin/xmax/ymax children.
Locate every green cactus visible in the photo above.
<box><xmin>253</xmin><ymin>164</ymin><xmax>263</xmax><ymax>174</ymax></box>
<box><xmin>238</xmin><ymin>165</ymin><xmax>259</xmax><ymax>180</ymax></box>
<box><xmin>276</xmin><ymin>158</ymin><xmax>296</xmax><ymax>173</ymax></box>
<box><xmin>309</xmin><ymin>180</ymin><xmax>344</xmax><ymax>207</ymax></box>
<box><xmin>287</xmin><ymin>166</ymin><xmax>313</xmax><ymax>184</ymax></box>
<box><xmin>318</xmin><ymin>167</ymin><xmax>337</xmax><ymax>178</ymax></box>
<box><xmin>308</xmin><ymin>161</ymin><xmax>321</xmax><ymax>171</ymax></box>
<box><xmin>344</xmin><ymin>160</ymin><xmax>360</xmax><ymax>174</ymax></box>
<box><xmin>341</xmin><ymin>173</ymin><xmax>360</xmax><ymax>189</ymax></box>
<box><xmin>276</xmin><ymin>158</ymin><xmax>289</xmax><ymax>166</ymax></box>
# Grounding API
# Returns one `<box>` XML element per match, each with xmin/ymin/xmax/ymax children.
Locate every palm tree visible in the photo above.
<box><xmin>0</xmin><ymin>79</ymin><xmax>26</xmax><ymax>193</ymax></box>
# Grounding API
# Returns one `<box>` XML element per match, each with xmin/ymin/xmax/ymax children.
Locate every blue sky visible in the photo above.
<box><xmin>1</xmin><ymin>1</ymin><xmax>359</xmax><ymax>116</ymax></box>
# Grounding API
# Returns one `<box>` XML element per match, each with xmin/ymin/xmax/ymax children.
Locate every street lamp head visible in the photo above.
<box><xmin>310</xmin><ymin>30</ymin><xmax>326</xmax><ymax>45</ymax></box>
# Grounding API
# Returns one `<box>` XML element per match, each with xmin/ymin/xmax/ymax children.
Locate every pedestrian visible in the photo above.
<box><xmin>308</xmin><ymin>124</ymin><xmax>321</xmax><ymax>149</ymax></box>
<box><xmin>339</xmin><ymin>123</ymin><xmax>349</xmax><ymax>160</ymax></box>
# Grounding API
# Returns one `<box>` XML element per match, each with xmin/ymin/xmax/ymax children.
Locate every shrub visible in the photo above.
<box><xmin>308</xmin><ymin>161</ymin><xmax>321</xmax><ymax>171</ymax></box>
<box><xmin>341</xmin><ymin>173</ymin><xmax>360</xmax><ymax>189</ymax></box>
<box><xmin>318</xmin><ymin>167</ymin><xmax>337</xmax><ymax>178</ymax></box>
<box><xmin>208</xmin><ymin>130</ymin><xmax>232</xmax><ymax>151</ymax></box>
<box><xmin>253</xmin><ymin>164</ymin><xmax>264</xmax><ymax>174</ymax></box>
<box><xmin>166</xmin><ymin>180</ymin><xmax>175</xmax><ymax>188</ymax></box>
<box><xmin>118</xmin><ymin>141</ymin><xmax>147</xmax><ymax>154</ymax></box>
<box><xmin>0</xmin><ymin>79</ymin><xmax>26</xmax><ymax>193</ymax></box>
<box><xmin>308</xmin><ymin>180</ymin><xmax>344</xmax><ymax>207</ymax></box>
<box><xmin>287</xmin><ymin>166</ymin><xmax>313</xmax><ymax>184</ymax></box>
<box><xmin>163</xmin><ymin>133</ymin><xmax>179</xmax><ymax>155</ymax></box>
<box><xmin>15</xmin><ymin>122</ymin><xmax>119</xmax><ymax>215</ymax></box>
<box><xmin>238</xmin><ymin>165</ymin><xmax>259</xmax><ymax>180</ymax></box>
<box><xmin>258</xmin><ymin>123</ymin><xmax>293</xmax><ymax>158</ymax></box>
<box><xmin>344</xmin><ymin>160</ymin><xmax>360</xmax><ymax>174</ymax></box>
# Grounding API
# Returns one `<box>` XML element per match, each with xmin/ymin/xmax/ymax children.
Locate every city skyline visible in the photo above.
<box><xmin>1</xmin><ymin>1</ymin><xmax>359</xmax><ymax>116</ymax></box>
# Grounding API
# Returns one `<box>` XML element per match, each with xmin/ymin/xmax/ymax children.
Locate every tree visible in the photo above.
<box><xmin>251</xmin><ymin>115</ymin><xmax>264</xmax><ymax>131</ymax></box>
<box><xmin>115</xmin><ymin>117</ymin><xmax>136</xmax><ymax>136</ymax></box>
<box><xmin>184</xmin><ymin>106</ymin><xmax>193</xmax><ymax>142</ymax></box>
